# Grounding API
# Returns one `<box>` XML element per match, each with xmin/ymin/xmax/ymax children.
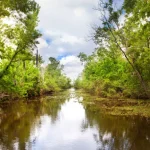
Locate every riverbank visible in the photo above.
<box><xmin>78</xmin><ymin>91</ymin><xmax>150</xmax><ymax>118</ymax></box>
<box><xmin>95</xmin><ymin>98</ymin><xmax>150</xmax><ymax>117</ymax></box>
<box><xmin>0</xmin><ymin>90</ymin><xmax>70</xmax><ymax>118</ymax></box>
<box><xmin>0</xmin><ymin>90</ymin><xmax>58</xmax><ymax>102</ymax></box>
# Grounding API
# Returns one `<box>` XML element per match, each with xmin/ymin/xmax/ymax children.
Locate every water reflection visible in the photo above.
<box><xmin>83</xmin><ymin>101</ymin><xmax>150</xmax><ymax>150</ymax></box>
<box><xmin>0</xmin><ymin>91</ymin><xmax>69</xmax><ymax>150</ymax></box>
<box><xmin>0</xmin><ymin>89</ymin><xmax>150</xmax><ymax>150</ymax></box>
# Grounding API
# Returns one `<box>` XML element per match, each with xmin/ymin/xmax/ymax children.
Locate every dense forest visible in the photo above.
<box><xmin>0</xmin><ymin>0</ymin><xmax>150</xmax><ymax>100</ymax></box>
<box><xmin>0</xmin><ymin>0</ymin><xmax>71</xmax><ymax>100</ymax></box>
<box><xmin>74</xmin><ymin>0</ymin><xmax>150</xmax><ymax>99</ymax></box>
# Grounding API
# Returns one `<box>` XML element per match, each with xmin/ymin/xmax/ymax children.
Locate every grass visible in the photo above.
<box><xmin>83</xmin><ymin>96</ymin><xmax>150</xmax><ymax>117</ymax></box>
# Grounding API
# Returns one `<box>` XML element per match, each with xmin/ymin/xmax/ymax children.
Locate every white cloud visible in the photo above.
<box><xmin>60</xmin><ymin>34</ymin><xmax>84</xmax><ymax>45</ymax></box>
<box><xmin>36</xmin><ymin>0</ymin><xmax>99</xmax><ymax>37</ymax></box>
<box><xmin>58</xmin><ymin>47</ymin><xmax>65</xmax><ymax>53</ymax></box>
<box><xmin>60</xmin><ymin>56</ymin><xmax>84</xmax><ymax>80</ymax></box>
<box><xmin>37</xmin><ymin>31</ymin><xmax>95</xmax><ymax>66</ymax></box>
<box><xmin>38</xmin><ymin>38</ymin><xmax>49</xmax><ymax>49</ymax></box>
<box><xmin>35</xmin><ymin>0</ymin><xmax>101</xmax><ymax>79</ymax></box>
<box><xmin>74</xmin><ymin>7</ymin><xmax>86</xmax><ymax>17</ymax></box>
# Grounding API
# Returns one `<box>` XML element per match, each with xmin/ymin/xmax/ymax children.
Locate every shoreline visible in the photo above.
<box><xmin>83</xmin><ymin>97</ymin><xmax>150</xmax><ymax>118</ymax></box>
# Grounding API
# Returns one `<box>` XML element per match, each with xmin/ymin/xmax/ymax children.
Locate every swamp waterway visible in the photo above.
<box><xmin>0</xmin><ymin>89</ymin><xmax>150</xmax><ymax>150</ymax></box>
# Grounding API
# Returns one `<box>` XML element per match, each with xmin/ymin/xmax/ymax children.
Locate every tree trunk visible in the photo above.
<box><xmin>0</xmin><ymin>50</ymin><xmax>20</xmax><ymax>79</ymax></box>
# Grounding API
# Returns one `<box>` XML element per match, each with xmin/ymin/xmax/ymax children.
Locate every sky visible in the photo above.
<box><xmin>35</xmin><ymin>0</ymin><xmax>124</xmax><ymax>81</ymax></box>
<box><xmin>35</xmin><ymin>0</ymin><xmax>101</xmax><ymax>80</ymax></box>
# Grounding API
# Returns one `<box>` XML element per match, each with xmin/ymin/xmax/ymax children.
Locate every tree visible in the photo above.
<box><xmin>43</xmin><ymin>57</ymin><xmax>71</xmax><ymax>92</ymax></box>
<box><xmin>0</xmin><ymin>0</ymin><xmax>41</xmax><ymax>79</ymax></box>
<box><xmin>76</xmin><ymin>0</ymin><xmax>150</xmax><ymax>99</ymax></box>
<box><xmin>0</xmin><ymin>0</ymin><xmax>42</xmax><ymax>98</ymax></box>
<box><xmin>93</xmin><ymin>0</ymin><xmax>150</xmax><ymax>98</ymax></box>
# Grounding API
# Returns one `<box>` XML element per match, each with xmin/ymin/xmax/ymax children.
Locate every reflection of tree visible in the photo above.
<box><xmin>74</xmin><ymin>90</ymin><xmax>94</xmax><ymax>102</ymax></box>
<box><xmin>80</xmin><ymin>119</ymin><xmax>89</xmax><ymax>132</ymax></box>
<box><xmin>83</xmin><ymin>104</ymin><xmax>150</xmax><ymax>150</ymax></box>
<box><xmin>0</xmin><ymin>90</ymin><xmax>69</xmax><ymax>150</ymax></box>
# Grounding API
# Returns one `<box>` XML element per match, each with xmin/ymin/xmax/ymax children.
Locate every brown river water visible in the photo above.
<box><xmin>0</xmin><ymin>89</ymin><xmax>150</xmax><ymax>150</ymax></box>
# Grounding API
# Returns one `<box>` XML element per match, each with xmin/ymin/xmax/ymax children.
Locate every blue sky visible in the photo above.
<box><xmin>35</xmin><ymin>0</ymin><xmax>124</xmax><ymax>80</ymax></box>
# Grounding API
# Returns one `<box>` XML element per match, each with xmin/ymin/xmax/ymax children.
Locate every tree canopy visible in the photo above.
<box><xmin>75</xmin><ymin>0</ymin><xmax>150</xmax><ymax>99</ymax></box>
<box><xmin>0</xmin><ymin>0</ymin><xmax>71</xmax><ymax>99</ymax></box>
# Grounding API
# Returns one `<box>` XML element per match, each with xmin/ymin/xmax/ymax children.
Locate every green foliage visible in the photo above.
<box><xmin>123</xmin><ymin>0</ymin><xmax>137</xmax><ymax>13</ymax></box>
<box><xmin>0</xmin><ymin>0</ymin><xmax>42</xmax><ymax>98</ymax></box>
<box><xmin>75</xmin><ymin>0</ymin><xmax>150</xmax><ymax>99</ymax></box>
<box><xmin>0</xmin><ymin>61</ymin><xmax>39</xmax><ymax>97</ymax></box>
<box><xmin>43</xmin><ymin>57</ymin><xmax>71</xmax><ymax>92</ymax></box>
<box><xmin>0</xmin><ymin>0</ymin><xmax>71</xmax><ymax>99</ymax></box>
<box><xmin>0</xmin><ymin>0</ymin><xmax>39</xmax><ymax>18</ymax></box>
